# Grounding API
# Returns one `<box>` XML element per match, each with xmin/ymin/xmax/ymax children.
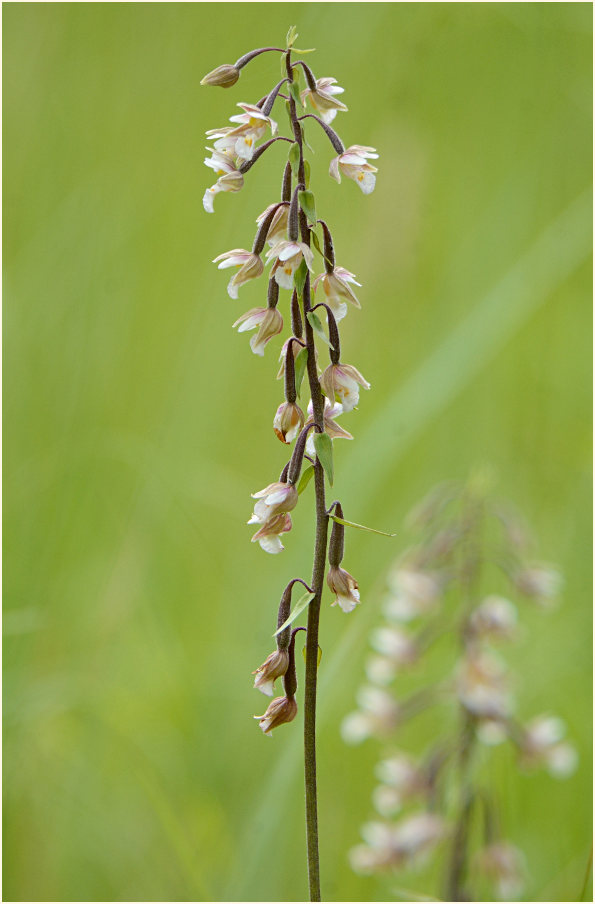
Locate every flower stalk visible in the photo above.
<box><xmin>201</xmin><ymin>30</ymin><xmax>378</xmax><ymax>901</ymax></box>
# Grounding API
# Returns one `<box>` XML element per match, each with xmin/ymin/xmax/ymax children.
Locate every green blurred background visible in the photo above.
<box><xmin>3</xmin><ymin>3</ymin><xmax>592</xmax><ymax>901</ymax></box>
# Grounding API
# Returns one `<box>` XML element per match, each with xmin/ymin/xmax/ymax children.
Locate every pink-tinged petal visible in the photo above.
<box><xmin>329</xmin><ymin>156</ymin><xmax>341</xmax><ymax>183</ymax></box>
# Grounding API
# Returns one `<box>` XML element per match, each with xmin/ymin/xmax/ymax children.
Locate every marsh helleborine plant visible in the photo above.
<box><xmin>201</xmin><ymin>28</ymin><xmax>378</xmax><ymax>901</ymax></box>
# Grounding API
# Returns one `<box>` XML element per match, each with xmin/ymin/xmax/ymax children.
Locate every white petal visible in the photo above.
<box><xmin>258</xmin><ymin>534</ymin><xmax>284</xmax><ymax>554</ymax></box>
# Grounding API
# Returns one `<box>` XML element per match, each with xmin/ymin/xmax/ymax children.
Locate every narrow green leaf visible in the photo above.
<box><xmin>306</xmin><ymin>311</ymin><xmax>333</xmax><ymax>349</ymax></box>
<box><xmin>302</xmin><ymin>124</ymin><xmax>315</xmax><ymax>154</ymax></box>
<box><xmin>294</xmin><ymin>259</ymin><xmax>309</xmax><ymax>297</ymax></box>
<box><xmin>311</xmin><ymin>229</ymin><xmax>323</xmax><ymax>257</ymax></box>
<box><xmin>330</xmin><ymin>514</ymin><xmax>397</xmax><ymax>537</ymax></box>
<box><xmin>313</xmin><ymin>431</ymin><xmax>334</xmax><ymax>486</ymax></box>
<box><xmin>288</xmin><ymin>142</ymin><xmax>300</xmax><ymax>179</ymax></box>
<box><xmin>274</xmin><ymin>591</ymin><xmax>315</xmax><ymax>636</ymax></box>
<box><xmin>288</xmin><ymin>80</ymin><xmax>304</xmax><ymax>109</ymax></box>
<box><xmin>303</xmin><ymin>159</ymin><xmax>311</xmax><ymax>189</ymax></box>
<box><xmin>292</xmin><ymin>47</ymin><xmax>316</xmax><ymax>54</ymax></box>
<box><xmin>298</xmin><ymin>189</ymin><xmax>316</xmax><ymax>224</ymax></box>
<box><xmin>297</xmin><ymin>464</ymin><xmax>315</xmax><ymax>495</ymax></box>
<box><xmin>286</xmin><ymin>25</ymin><xmax>298</xmax><ymax>48</ymax></box>
<box><xmin>294</xmin><ymin>346</ymin><xmax>309</xmax><ymax>398</ymax></box>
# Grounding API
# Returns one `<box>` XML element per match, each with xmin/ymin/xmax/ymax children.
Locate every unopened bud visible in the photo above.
<box><xmin>200</xmin><ymin>64</ymin><xmax>240</xmax><ymax>88</ymax></box>
<box><xmin>252</xmin><ymin>649</ymin><xmax>290</xmax><ymax>697</ymax></box>
<box><xmin>254</xmin><ymin>695</ymin><xmax>298</xmax><ymax>736</ymax></box>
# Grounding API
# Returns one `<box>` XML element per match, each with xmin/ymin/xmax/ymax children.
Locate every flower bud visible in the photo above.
<box><xmin>252</xmin><ymin>649</ymin><xmax>290</xmax><ymax>696</ymax></box>
<box><xmin>254</xmin><ymin>695</ymin><xmax>298</xmax><ymax>736</ymax></box>
<box><xmin>200</xmin><ymin>64</ymin><xmax>240</xmax><ymax>88</ymax></box>
<box><xmin>327</xmin><ymin>565</ymin><xmax>360</xmax><ymax>613</ymax></box>
<box><xmin>274</xmin><ymin>401</ymin><xmax>305</xmax><ymax>444</ymax></box>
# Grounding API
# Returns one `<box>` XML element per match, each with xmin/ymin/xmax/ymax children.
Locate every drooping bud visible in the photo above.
<box><xmin>327</xmin><ymin>565</ymin><xmax>360</xmax><ymax>613</ymax></box>
<box><xmin>274</xmin><ymin>401</ymin><xmax>305</xmax><ymax>444</ymax></box>
<box><xmin>254</xmin><ymin>694</ymin><xmax>298</xmax><ymax>736</ymax></box>
<box><xmin>252</xmin><ymin>649</ymin><xmax>290</xmax><ymax>696</ymax></box>
<box><xmin>200</xmin><ymin>64</ymin><xmax>240</xmax><ymax>88</ymax></box>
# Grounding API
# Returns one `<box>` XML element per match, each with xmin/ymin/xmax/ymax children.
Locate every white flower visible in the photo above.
<box><xmin>514</xmin><ymin>564</ymin><xmax>562</xmax><ymax>604</ymax></box>
<box><xmin>254</xmin><ymin>695</ymin><xmax>297</xmax><ymax>736</ymax></box>
<box><xmin>232</xmin><ymin>307</ymin><xmax>283</xmax><ymax>356</ymax></box>
<box><xmin>365</xmin><ymin>655</ymin><xmax>397</xmax><ymax>686</ymax></box>
<box><xmin>266</xmin><ymin>240</ymin><xmax>314</xmax><ymax>290</ymax></box>
<box><xmin>329</xmin><ymin>144</ymin><xmax>378</xmax><ymax>194</ymax></box>
<box><xmin>248</xmin><ymin>481</ymin><xmax>298</xmax><ymax>524</ymax></box>
<box><xmin>351</xmin><ymin>813</ymin><xmax>445</xmax><ymax>873</ymax></box>
<box><xmin>305</xmin><ymin>399</ymin><xmax>353</xmax><ymax>456</ymax></box>
<box><xmin>212</xmin><ymin>249</ymin><xmax>264</xmax><ymax>298</ymax></box>
<box><xmin>250</xmin><ymin>512</ymin><xmax>293</xmax><ymax>554</ymax></box>
<box><xmin>327</xmin><ymin>565</ymin><xmax>360</xmax><ymax>613</ymax></box>
<box><xmin>273</xmin><ymin>401</ymin><xmax>305</xmax><ymax>444</ymax></box>
<box><xmin>226</xmin><ymin>102</ymin><xmax>278</xmax><ymax>158</ymax></box>
<box><xmin>301</xmin><ymin>76</ymin><xmax>348</xmax><ymax>124</ymax></box>
<box><xmin>469</xmin><ymin>595</ymin><xmax>517</xmax><ymax>640</ymax></box>
<box><xmin>370</xmin><ymin>626</ymin><xmax>417</xmax><ymax>666</ymax></box>
<box><xmin>384</xmin><ymin>568</ymin><xmax>442</xmax><ymax>619</ymax></box>
<box><xmin>320</xmin><ymin>362</ymin><xmax>370</xmax><ymax>413</ymax></box>
<box><xmin>202</xmin><ymin>150</ymin><xmax>244</xmax><ymax>213</ymax></box>
<box><xmin>456</xmin><ymin>651</ymin><xmax>512</xmax><ymax>720</ymax></box>
<box><xmin>341</xmin><ymin>686</ymin><xmax>400</xmax><ymax>744</ymax></box>
<box><xmin>521</xmin><ymin>715</ymin><xmax>578</xmax><ymax>777</ymax></box>
<box><xmin>476</xmin><ymin>842</ymin><xmax>525</xmax><ymax>900</ymax></box>
<box><xmin>252</xmin><ymin>649</ymin><xmax>289</xmax><ymax>697</ymax></box>
<box><xmin>312</xmin><ymin>266</ymin><xmax>361</xmax><ymax>321</ymax></box>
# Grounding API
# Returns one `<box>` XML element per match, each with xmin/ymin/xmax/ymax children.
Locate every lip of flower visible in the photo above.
<box><xmin>301</xmin><ymin>76</ymin><xmax>348</xmax><ymax>124</ymax></box>
<box><xmin>250</xmin><ymin>512</ymin><xmax>293</xmax><ymax>554</ymax></box>
<box><xmin>232</xmin><ymin>307</ymin><xmax>283</xmax><ymax>356</ymax></box>
<box><xmin>254</xmin><ymin>694</ymin><xmax>298</xmax><ymax>736</ymax></box>
<box><xmin>313</xmin><ymin>267</ymin><xmax>362</xmax><ymax>322</ymax></box>
<box><xmin>320</xmin><ymin>363</ymin><xmax>371</xmax><ymax>413</ymax></box>
<box><xmin>212</xmin><ymin>249</ymin><xmax>264</xmax><ymax>299</ymax></box>
<box><xmin>266</xmin><ymin>240</ymin><xmax>314</xmax><ymax>290</ymax></box>
<box><xmin>327</xmin><ymin>565</ymin><xmax>360</xmax><ymax>613</ymax></box>
<box><xmin>329</xmin><ymin>145</ymin><xmax>379</xmax><ymax>195</ymax></box>
<box><xmin>203</xmin><ymin>166</ymin><xmax>244</xmax><ymax>213</ymax></box>
<box><xmin>252</xmin><ymin>649</ymin><xmax>289</xmax><ymax>696</ymax></box>
<box><xmin>273</xmin><ymin>401</ymin><xmax>305</xmax><ymax>444</ymax></box>
<box><xmin>256</xmin><ymin>203</ymin><xmax>289</xmax><ymax>247</ymax></box>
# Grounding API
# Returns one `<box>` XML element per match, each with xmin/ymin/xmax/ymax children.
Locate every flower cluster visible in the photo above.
<box><xmin>201</xmin><ymin>32</ymin><xmax>377</xmax><ymax>744</ymax></box>
<box><xmin>343</xmin><ymin>476</ymin><xmax>576</xmax><ymax>899</ymax></box>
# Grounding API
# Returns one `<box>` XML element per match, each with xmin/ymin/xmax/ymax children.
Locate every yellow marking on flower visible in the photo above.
<box><xmin>357</xmin><ymin>172</ymin><xmax>364</xmax><ymax>182</ymax></box>
<box><xmin>284</xmin><ymin>267</ymin><xmax>292</xmax><ymax>275</ymax></box>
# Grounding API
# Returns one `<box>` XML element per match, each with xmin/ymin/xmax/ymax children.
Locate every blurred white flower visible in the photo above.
<box><xmin>476</xmin><ymin>841</ymin><xmax>525</xmax><ymax>900</ymax></box>
<box><xmin>520</xmin><ymin>715</ymin><xmax>578</xmax><ymax>777</ymax></box>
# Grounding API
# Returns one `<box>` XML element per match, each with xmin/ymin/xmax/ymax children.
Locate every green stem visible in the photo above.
<box><xmin>287</xmin><ymin>48</ymin><xmax>327</xmax><ymax>902</ymax></box>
